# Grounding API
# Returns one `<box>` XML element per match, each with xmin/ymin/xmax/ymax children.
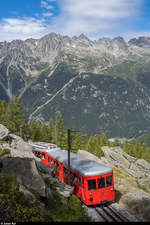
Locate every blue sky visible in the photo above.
<box><xmin>0</xmin><ymin>0</ymin><xmax>150</xmax><ymax>42</ymax></box>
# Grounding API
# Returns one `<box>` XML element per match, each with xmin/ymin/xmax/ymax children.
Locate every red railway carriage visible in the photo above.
<box><xmin>46</xmin><ymin>149</ymin><xmax>115</xmax><ymax>206</ymax></box>
<box><xmin>29</xmin><ymin>141</ymin><xmax>59</xmax><ymax>166</ymax></box>
<box><xmin>31</xmin><ymin>142</ymin><xmax>115</xmax><ymax>206</ymax></box>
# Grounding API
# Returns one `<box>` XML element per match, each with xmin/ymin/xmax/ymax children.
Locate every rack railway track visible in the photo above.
<box><xmin>95</xmin><ymin>205</ymin><xmax>129</xmax><ymax>222</ymax></box>
<box><xmin>82</xmin><ymin>202</ymin><xmax>138</xmax><ymax>222</ymax></box>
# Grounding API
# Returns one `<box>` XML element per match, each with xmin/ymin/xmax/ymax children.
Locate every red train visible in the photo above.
<box><xmin>30</xmin><ymin>142</ymin><xmax>115</xmax><ymax>206</ymax></box>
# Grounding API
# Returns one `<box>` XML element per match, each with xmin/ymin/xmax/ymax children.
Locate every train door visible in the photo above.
<box><xmin>63</xmin><ymin>167</ymin><xmax>68</xmax><ymax>184</ymax></box>
<box><xmin>97</xmin><ymin>175</ymin><xmax>108</xmax><ymax>204</ymax></box>
<box><xmin>56</xmin><ymin>161</ymin><xmax>60</xmax><ymax>178</ymax></box>
<box><xmin>76</xmin><ymin>175</ymin><xmax>85</xmax><ymax>200</ymax></box>
<box><xmin>48</xmin><ymin>157</ymin><xmax>51</xmax><ymax>167</ymax></box>
<box><xmin>54</xmin><ymin>161</ymin><xmax>57</xmax><ymax>175</ymax></box>
<box><xmin>85</xmin><ymin>178</ymin><xmax>98</xmax><ymax>205</ymax></box>
<box><xmin>72</xmin><ymin>173</ymin><xmax>78</xmax><ymax>194</ymax></box>
<box><xmin>59</xmin><ymin>163</ymin><xmax>63</xmax><ymax>182</ymax></box>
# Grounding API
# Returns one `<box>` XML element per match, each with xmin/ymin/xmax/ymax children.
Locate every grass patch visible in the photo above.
<box><xmin>0</xmin><ymin>149</ymin><xmax>10</xmax><ymax>157</ymax></box>
<box><xmin>0</xmin><ymin>173</ymin><xmax>52</xmax><ymax>222</ymax></box>
<box><xmin>0</xmin><ymin>141</ymin><xmax>6</xmax><ymax>144</ymax></box>
<box><xmin>50</xmin><ymin>190</ymin><xmax>91</xmax><ymax>222</ymax></box>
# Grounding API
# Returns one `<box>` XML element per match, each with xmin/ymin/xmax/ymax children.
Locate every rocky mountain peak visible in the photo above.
<box><xmin>78</xmin><ymin>33</ymin><xmax>89</xmax><ymax>41</ymax></box>
<box><xmin>97</xmin><ymin>36</ymin><xmax>127</xmax><ymax>52</ymax></box>
<box><xmin>128</xmin><ymin>36</ymin><xmax>150</xmax><ymax>48</ymax></box>
<box><xmin>113</xmin><ymin>36</ymin><xmax>126</xmax><ymax>43</ymax></box>
<box><xmin>112</xmin><ymin>36</ymin><xmax>128</xmax><ymax>51</ymax></box>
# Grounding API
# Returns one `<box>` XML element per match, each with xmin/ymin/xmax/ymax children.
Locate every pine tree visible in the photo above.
<box><xmin>99</xmin><ymin>134</ymin><xmax>108</xmax><ymax>146</ymax></box>
<box><xmin>0</xmin><ymin>101</ymin><xmax>7</xmax><ymax>123</ymax></box>
<box><xmin>40</xmin><ymin>123</ymin><xmax>49</xmax><ymax>142</ymax></box>
<box><xmin>55</xmin><ymin>111</ymin><xmax>67</xmax><ymax>149</ymax></box>
<box><xmin>85</xmin><ymin>135</ymin><xmax>105</xmax><ymax>158</ymax></box>
<box><xmin>47</xmin><ymin>117</ymin><xmax>55</xmax><ymax>143</ymax></box>
<box><xmin>29</xmin><ymin>121</ymin><xmax>41</xmax><ymax>141</ymax></box>
<box><xmin>85</xmin><ymin>136</ymin><xmax>95</xmax><ymax>153</ymax></box>
<box><xmin>4</xmin><ymin>96</ymin><xmax>29</xmax><ymax>138</ymax></box>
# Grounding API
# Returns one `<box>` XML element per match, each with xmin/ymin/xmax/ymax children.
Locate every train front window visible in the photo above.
<box><xmin>98</xmin><ymin>177</ymin><xmax>105</xmax><ymax>189</ymax></box>
<box><xmin>88</xmin><ymin>179</ymin><xmax>96</xmax><ymax>190</ymax></box>
<box><xmin>106</xmin><ymin>176</ymin><xmax>112</xmax><ymax>187</ymax></box>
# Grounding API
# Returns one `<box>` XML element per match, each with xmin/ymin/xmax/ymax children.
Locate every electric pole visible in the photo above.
<box><xmin>67</xmin><ymin>129</ymin><xmax>71</xmax><ymax>185</ymax></box>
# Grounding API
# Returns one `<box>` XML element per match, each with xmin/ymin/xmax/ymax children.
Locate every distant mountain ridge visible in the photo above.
<box><xmin>1</xmin><ymin>33</ymin><xmax>150</xmax><ymax>138</ymax></box>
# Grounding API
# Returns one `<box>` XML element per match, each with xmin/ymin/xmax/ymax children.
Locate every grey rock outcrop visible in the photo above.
<box><xmin>101</xmin><ymin>146</ymin><xmax>150</xmax><ymax>181</ymax></box>
<box><xmin>0</xmin><ymin>124</ymin><xmax>10</xmax><ymax>140</ymax></box>
<box><xmin>77</xmin><ymin>149</ymin><xmax>109</xmax><ymax>166</ymax></box>
<box><xmin>0</xmin><ymin>123</ymin><xmax>39</xmax><ymax>160</ymax></box>
<box><xmin>0</xmin><ymin>157</ymin><xmax>46</xmax><ymax>197</ymax></box>
<box><xmin>77</xmin><ymin>149</ymin><xmax>103</xmax><ymax>163</ymax></box>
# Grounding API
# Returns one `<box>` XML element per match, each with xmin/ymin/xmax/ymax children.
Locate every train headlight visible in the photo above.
<box><xmin>89</xmin><ymin>192</ymin><xmax>92</xmax><ymax>196</ymax></box>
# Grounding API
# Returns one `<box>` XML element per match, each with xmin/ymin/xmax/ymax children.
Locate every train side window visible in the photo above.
<box><xmin>37</xmin><ymin>152</ymin><xmax>40</xmax><ymax>158</ymax></box>
<box><xmin>42</xmin><ymin>153</ymin><xmax>45</xmax><ymax>159</ymax></box>
<box><xmin>106</xmin><ymin>176</ymin><xmax>112</xmax><ymax>187</ymax></box>
<box><xmin>98</xmin><ymin>177</ymin><xmax>105</xmax><ymax>189</ymax></box>
<box><xmin>88</xmin><ymin>179</ymin><xmax>96</xmax><ymax>190</ymax></box>
<box><xmin>48</xmin><ymin>157</ymin><xmax>51</xmax><ymax>164</ymax></box>
<box><xmin>63</xmin><ymin>167</ymin><xmax>67</xmax><ymax>175</ymax></box>
<box><xmin>57</xmin><ymin>163</ymin><xmax>60</xmax><ymax>171</ymax></box>
<box><xmin>79</xmin><ymin>177</ymin><xmax>82</xmax><ymax>187</ymax></box>
<box><xmin>73</xmin><ymin>174</ymin><xmax>78</xmax><ymax>185</ymax></box>
<box><xmin>71</xmin><ymin>172</ymin><xmax>74</xmax><ymax>181</ymax></box>
<box><xmin>54</xmin><ymin>161</ymin><xmax>57</xmax><ymax>169</ymax></box>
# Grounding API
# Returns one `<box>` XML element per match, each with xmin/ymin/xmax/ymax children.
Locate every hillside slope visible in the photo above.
<box><xmin>1</xmin><ymin>34</ymin><xmax>150</xmax><ymax>137</ymax></box>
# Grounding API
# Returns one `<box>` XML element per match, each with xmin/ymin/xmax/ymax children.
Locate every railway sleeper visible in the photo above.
<box><xmin>95</xmin><ymin>207</ymin><xmax>114</xmax><ymax>222</ymax></box>
<box><xmin>102</xmin><ymin>205</ymin><xmax>123</xmax><ymax>222</ymax></box>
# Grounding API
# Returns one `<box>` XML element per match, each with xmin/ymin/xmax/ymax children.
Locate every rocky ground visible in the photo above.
<box><xmin>1</xmin><ymin>123</ymin><xmax>150</xmax><ymax>221</ymax></box>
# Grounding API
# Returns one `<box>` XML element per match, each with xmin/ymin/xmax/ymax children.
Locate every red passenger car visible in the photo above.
<box><xmin>32</xmin><ymin>145</ymin><xmax>115</xmax><ymax>205</ymax></box>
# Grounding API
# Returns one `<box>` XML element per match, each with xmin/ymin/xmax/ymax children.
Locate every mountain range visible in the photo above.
<box><xmin>1</xmin><ymin>33</ymin><xmax>150</xmax><ymax>138</ymax></box>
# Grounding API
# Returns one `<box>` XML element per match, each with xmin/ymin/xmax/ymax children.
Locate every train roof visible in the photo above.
<box><xmin>36</xmin><ymin>147</ymin><xmax>60</xmax><ymax>152</ymax></box>
<box><xmin>47</xmin><ymin>148</ymin><xmax>112</xmax><ymax>177</ymax></box>
<box><xmin>28</xmin><ymin>141</ymin><xmax>58</xmax><ymax>152</ymax></box>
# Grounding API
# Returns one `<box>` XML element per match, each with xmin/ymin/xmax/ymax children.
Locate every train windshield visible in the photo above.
<box><xmin>97</xmin><ymin>177</ymin><xmax>105</xmax><ymax>189</ymax></box>
<box><xmin>88</xmin><ymin>179</ymin><xmax>96</xmax><ymax>190</ymax></box>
